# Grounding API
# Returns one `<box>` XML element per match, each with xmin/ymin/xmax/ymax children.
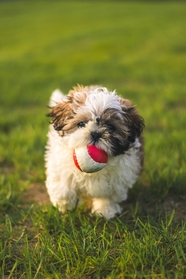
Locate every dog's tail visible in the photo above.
<box><xmin>49</xmin><ymin>89</ymin><xmax>65</xmax><ymax>107</ymax></box>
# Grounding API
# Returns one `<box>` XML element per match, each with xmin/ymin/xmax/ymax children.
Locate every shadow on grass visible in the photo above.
<box><xmin>1</xmin><ymin>175</ymin><xmax>186</xmax><ymax>232</ymax></box>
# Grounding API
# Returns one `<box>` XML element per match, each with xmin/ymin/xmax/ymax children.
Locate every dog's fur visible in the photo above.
<box><xmin>45</xmin><ymin>85</ymin><xmax>144</xmax><ymax>220</ymax></box>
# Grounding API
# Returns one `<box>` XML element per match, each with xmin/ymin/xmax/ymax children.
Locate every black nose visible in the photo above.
<box><xmin>91</xmin><ymin>131</ymin><xmax>102</xmax><ymax>142</ymax></box>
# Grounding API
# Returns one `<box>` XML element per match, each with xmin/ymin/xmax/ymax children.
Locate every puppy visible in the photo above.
<box><xmin>45</xmin><ymin>85</ymin><xmax>144</xmax><ymax>220</ymax></box>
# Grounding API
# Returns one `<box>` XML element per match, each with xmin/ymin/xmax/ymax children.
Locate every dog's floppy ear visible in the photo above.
<box><xmin>120</xmin><ymin>98</ymin><xmax>144</xmax><ymax>143</ymax></box>
<box><xmin>47</xmin><ymin>101</ymin><xmax>74</xmax><ymax>132</ymax></box>
<box><xmin>47</xmin><ymin>89</ymin><xmax>74</xmax><ymax>132</ymax></box>
<box><xmin>47</xmin><ymin>87</ymin><xmax>87</xmax><ymax>134</ymax></box>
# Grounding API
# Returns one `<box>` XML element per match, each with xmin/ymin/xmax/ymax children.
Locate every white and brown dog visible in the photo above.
<box><xmin>45</xmin><ymin>85</ymin><xmax>144</xmax><ymax>220</ymax></box>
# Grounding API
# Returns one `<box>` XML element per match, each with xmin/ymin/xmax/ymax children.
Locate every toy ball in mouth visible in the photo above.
<box><xmin>73</xmin><ymin>145</ymin><xmax>108</xmax><ymax>173</ymax></box>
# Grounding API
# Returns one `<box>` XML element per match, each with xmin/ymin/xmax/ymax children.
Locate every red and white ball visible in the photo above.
<box><xmin>73</xmin><ymin>145</ymin><xmax>108</xmax><ymax>173</ymax></box>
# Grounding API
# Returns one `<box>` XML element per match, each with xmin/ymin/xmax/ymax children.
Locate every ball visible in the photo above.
<box><xmin>73</xmin><ymin>145</ymin><xmax>108</xmax><ymax>173</ymax></box>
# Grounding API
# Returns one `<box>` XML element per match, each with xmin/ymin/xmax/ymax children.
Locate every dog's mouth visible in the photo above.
<box><xmin>88</xmin><ymin>129</ymin><xmax>131</xmax><ymax>157</ymax></box>
<box><xmin>88</xmin><ymin>129</ymin><xmax>111</xmax><ymax>154</ymax></box>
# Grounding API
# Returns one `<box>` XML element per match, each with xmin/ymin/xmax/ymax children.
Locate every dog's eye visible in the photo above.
<box><xmin>77</xmin><ymin>122</ymin><xmax>86</xmax><ymax>128</ymax></box>
<box><xmin>107</xmin><ymin>124</ymin><xmax>115</xmax><ymax>131</ymax></box>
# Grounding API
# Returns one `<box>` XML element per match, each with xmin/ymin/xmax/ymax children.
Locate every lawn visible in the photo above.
<box><xmin>0</xmin><ymin>1</ymin><xmax>186</xmax><ymax>278</ymax></box>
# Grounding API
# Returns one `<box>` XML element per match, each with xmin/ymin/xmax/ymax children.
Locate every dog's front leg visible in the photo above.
<box><xmin>47</xmin><ymin>187</ymin><xmax>78</xmax><ymax>213</ymax></box>
<box><xmin>91</xmin><ymin>198</ymin><xmax>122</xmax><ymax>220</ymax></box>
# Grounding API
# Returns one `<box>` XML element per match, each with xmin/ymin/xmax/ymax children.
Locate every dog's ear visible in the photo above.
<box><xmin>47</xmin><ymin>88</ymin><xmax>87</xmax><ymax>134</ymax></box>
<box><xmin>119</xmin><ymin>98</ymin><xmax>144</xmax><ymax>143</ymax></box>
<box><xmin>47</xmin><ymin>101</ymin><xmax>75</xmax><ymax>132</ymax></box>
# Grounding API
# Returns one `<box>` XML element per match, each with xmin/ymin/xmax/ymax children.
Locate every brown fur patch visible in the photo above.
<box><xmin>100</xmin><ymin>108</ymin><xmax>128</xmax><ymax>136</ymax></box>
<box><xmin>68</xmin><ymin>84</ymin><xmax>99</xmax><ymax>96</ymax></box>
<box><xmin>119</xmin><ymin>97</ymin><xmax>144</xmax><ymax>143</ymax></box>
<box><xmin>48</xmin><ymin>87</ymin><xmax>88</xmax><ymax>134</ymax></box>
<box><xmin>119</xmin><ymin>98</ymin><xmax>144</xmax><ymax>169</ymax></box>
<box><xmin>48</xmin><ymin>102</ymin><xmax>75</xmax><ymax>132</ymax></box>
<box><xmin>97</xmin><ymin>108</ymin><xmax>131</xmax><ymax>155</ymax></box>
<box><xmin>68</xmin><ymin>84</ymin><xmax>89</xmax><ymax>97</ymax></box>
<box><xmin>68</xmin><ymin>85</ymin><xmax>87</xmax><ymax>107</ymax></box>
<box><xmin>62</xmin><ymin>111</ymin><xmax>92</xmax><ymax>134</ymax></box>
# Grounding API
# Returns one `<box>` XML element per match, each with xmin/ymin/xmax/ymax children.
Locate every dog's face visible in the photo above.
<box><xmin>48</xmin><ymin>86</ymin><xmax>144</xmax><ymax>156</ymax></box>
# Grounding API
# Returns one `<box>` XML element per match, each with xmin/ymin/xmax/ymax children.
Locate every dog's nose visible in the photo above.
<box><xmin>91</xmin><ymin>131</ymin><xmax>102</xmax><ymax>142</ymax></box>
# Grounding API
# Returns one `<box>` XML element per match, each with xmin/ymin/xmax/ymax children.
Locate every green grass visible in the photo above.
<box><xmin>0</xmin><ymin>1</ymin><xmax>186</xmax><ymax>278</ymax></box>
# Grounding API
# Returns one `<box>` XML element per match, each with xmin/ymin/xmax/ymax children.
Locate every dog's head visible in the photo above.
<box><xmin>48</xmin><ymin>85</ymin><xmax>144</xmax><ymax>156</ymax></box>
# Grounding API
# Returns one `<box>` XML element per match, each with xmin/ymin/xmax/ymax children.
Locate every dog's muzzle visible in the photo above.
<box><xmin>91</xmin><ymin>131</ymin><xmax>102</xmax><ymax>143</ymax></box>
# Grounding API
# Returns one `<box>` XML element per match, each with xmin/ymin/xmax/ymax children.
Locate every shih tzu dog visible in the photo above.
<box><xmin>45</xmin><ymin>85</ymin><xmax>144</xmax><ymax>220</ymax></box>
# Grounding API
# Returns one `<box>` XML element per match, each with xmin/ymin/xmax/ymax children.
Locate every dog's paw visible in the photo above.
<box><xmin>91</xmin><ymin>198</ymin><xmax>122</xmax><ymax>220</ymax></box>
<box><xmin>50</xmin><ymin>198</ymin><xmax>77</xmax><ymax>213</ymax></box>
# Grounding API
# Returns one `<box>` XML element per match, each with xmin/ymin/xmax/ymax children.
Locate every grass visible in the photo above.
<box><xmin>0</xmin><ymin>1</ymin><xmax>186</xmax><ymax>278</ymax></box>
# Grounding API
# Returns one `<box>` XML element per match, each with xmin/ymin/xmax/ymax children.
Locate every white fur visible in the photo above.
<box><xmin>45</xmin><ymin>88</ymin><xmax>143</xmax><ymax>220</ymax></box>
<box><xmin>49</xmin><ymin>89</ymin><xmax>65</xmax><ymax>107</ymax></box>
